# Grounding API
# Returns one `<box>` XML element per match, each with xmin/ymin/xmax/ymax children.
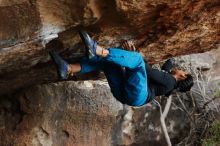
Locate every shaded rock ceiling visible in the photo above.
<box><xmin>0</xmin><ymin>0</ymin><xmax>219</xmax><ymax>95</ymax></box>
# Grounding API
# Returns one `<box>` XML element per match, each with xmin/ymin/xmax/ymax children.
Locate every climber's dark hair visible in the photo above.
<box><xmin>177</xmin><ymin>74</ymin><xmax>194</xmax><ymax>92</ymax></box>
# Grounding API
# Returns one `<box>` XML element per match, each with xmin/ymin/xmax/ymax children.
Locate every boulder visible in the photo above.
<box><xmin>0</xmin><ymin>81</ymin><xmax>191</xmax><ymax>146</ymax></box>
<box><xmin>0</xmin><ymin>81</ymin><xmax>123</xmax><ymax>146</ymax></box>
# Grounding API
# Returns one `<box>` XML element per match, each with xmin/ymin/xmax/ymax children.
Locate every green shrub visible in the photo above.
<box><xmin>202</xmin><ymin>121</ymin><xmax>220</xmax><ymax>146</ymax></box>
<box><xmin>202</xmin><ymin>139</ymin><xmax>217</xmax><ymax>146</ymax></box>
<box><xmin>215</xmin><ymin>83</ymin><xmax>220</xmax><ymax>98</ymax></box>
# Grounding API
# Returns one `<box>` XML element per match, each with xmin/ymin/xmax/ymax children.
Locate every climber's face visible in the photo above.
<box><xmin>172</xmin><ymin>69</ymin><xmax>188</xmax><ymax>81</ymax></box>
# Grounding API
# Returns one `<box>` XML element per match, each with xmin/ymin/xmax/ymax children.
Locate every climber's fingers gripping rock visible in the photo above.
<box><xmin>121</xmin><ymin>40</ymin><xmax>137</xmax><ymax>52</ymax></box>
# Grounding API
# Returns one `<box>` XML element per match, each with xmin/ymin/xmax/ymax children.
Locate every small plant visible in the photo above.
<box><xmin>202</xmin><ymin>121</ymin><xmax>220</xmax><ymax>146</ymax></box>
<box><xmin>215</xmin><ymin>90</ymin><xmax>220</xmax><ymax>98</ymax></box>
<box><xmin>214</xmin><ymin>83</ymin><xmax>220</xmax><ymax>98</ymax></box>
<box><xmin>202</xmin><ymin>139</ymin><xmax>217</xmax><ymax>146</ymax></box>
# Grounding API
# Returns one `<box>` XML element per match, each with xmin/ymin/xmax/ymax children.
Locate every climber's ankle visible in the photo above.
<box><xmin>67</xmin><ymin>63</ymin><xmax>81</xmax><ymax>77</ymax></box>
<box><xmin>96</xmin><ymin>45</ymin><xmax>109</xmax><ymax>57</ymax></box>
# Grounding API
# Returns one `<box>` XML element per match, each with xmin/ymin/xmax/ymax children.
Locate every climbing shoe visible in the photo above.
<box><xmin>161</xmin><ymin>58</ymin><xmax>175</xmax><ymax>73</ymax></box>
<box><xmin>79</xmin><ymin>30</ymin><xmax>97</xmax><ymax>59</ymax></box>
<box><xmin>49</xmin><ymin>51</ymin><xmax>69</xmax><ymax>80</ymax></box>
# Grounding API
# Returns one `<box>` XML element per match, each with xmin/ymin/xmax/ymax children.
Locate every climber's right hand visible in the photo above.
<box><xmin>121</xmin><ymin>40</ymin><xmax>137</xmax><ymax>52</ymax></box>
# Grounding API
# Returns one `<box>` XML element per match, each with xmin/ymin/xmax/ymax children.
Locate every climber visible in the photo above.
<box><xmin>49</xmin><ymin>31</ymin><xmax>194</xmax><ymax>107</ymax></box>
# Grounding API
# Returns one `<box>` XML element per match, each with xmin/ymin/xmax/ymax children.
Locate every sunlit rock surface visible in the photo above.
<box><xmin>0</xmin><ymin>81</ymin><xmax>123</xmax><ymax>146</ymax></box>
<box><xmin>0</xmin><ymin>80</ymin><xmax>192</xmax><ymax>146</ymax></box>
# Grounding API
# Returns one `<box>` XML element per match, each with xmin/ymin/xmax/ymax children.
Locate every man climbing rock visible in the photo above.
<box><xmin>50</xmin><ymin>31</ymin><xmax>194</xmax><ymax>107</ymax></box>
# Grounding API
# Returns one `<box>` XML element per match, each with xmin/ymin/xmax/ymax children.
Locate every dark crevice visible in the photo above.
<box><xmin>0</xmin><ymin>94</ymin><xmax>24</xmax><ymax>131</ymax></box>
<box><xmin>62</xmin><ymin>130</ymin><xmax>70</xmax><ymax>138</ymax></box>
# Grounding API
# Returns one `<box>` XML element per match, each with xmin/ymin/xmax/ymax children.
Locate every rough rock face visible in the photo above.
<box><xmin>0</xmin><ymin>0</ymin><xmax>220</xmax><ymax>95</ymax></box>
<box><xmin>0</xmin><ymin>81</ymin><xmax>123</xmax><ymax>146</ymax></box>
<box><xmin>0</xmin><ymin>80</ymin><xmax>192</xmax><ymax>146</ymax></box>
